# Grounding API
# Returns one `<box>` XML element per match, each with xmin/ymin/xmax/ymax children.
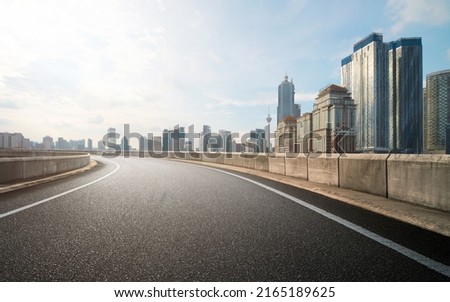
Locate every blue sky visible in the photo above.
<box><xmin>0</xmin><ymin>0</ymin><xmax>449</xmax><ymax>144</ymax></box>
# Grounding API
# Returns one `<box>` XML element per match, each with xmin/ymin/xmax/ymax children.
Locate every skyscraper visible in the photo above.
<box><xmin>341</xmin><ymin>33</ymin><xmax>422</xmax><ymax>153</ymax></box>
<box><xmin>388</xmin><ymin>38</ymin><xmax>423</xmax><ymax>153</ymax></box>
<box><xmin>277</xmin><ymin>75</ymin><xmax>300</xmax><ymax>125</ymax></box>
<box><xmin>424</xmin><ymin>69</ymin><xmax>450</xmax><ymax>154</ymax></box>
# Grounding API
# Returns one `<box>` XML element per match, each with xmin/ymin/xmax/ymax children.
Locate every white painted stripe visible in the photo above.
<box><xmin>0</xmin><ymin>159</ymin><xmax>120</xmax><ymax>219</ymax></box>
<box><xmin>204</xmin><ymin>166</ymin><xmax>450</xmax><ymax>278</ymax></box>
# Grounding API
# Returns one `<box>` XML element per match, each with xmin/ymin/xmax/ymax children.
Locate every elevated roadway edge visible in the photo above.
<box><xmin>0</xmin><ymin>160</ymin><xmax>97</xmax><ymax>194</ymax></box>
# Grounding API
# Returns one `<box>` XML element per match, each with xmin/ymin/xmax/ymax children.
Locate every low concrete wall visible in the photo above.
<box><xmin>0</xmin><ymin>152</ymin><xmax>90</xmax><ymax>184</ymax></box>
<box><xmin>232</xmin><ymin>153</ymin><xmax>244</xmax><ymax>167</ymax></box>
<box><xmin>387</xmin><ymin>154</ymin><xmax>450</xmax><ymax>211</ymax></box>
<box><xmin>241</xmin><ymin>154</ymin><xmax>256</xmax><ymax>170</ymax></box>
<box><xmin>285</xmin><ymin>153</ymin><xmax>308</xmax><ymax>180</ymax></box>
<box><xmin>201</xmin><ymin>152</ymin><xmax>225</xmax><ymax>164</ymax></box>
<box><xmin>255</xmin><ymin>154</ymin><xmax>269</xmax><ymax>171</ymax></box>
<box><xmin>268</xmin><ymin>153</ymin><xmax>286</xmax><ymax>175</ymax></box>
<box><xmin>308</xmin><ymin>153</ymin><xmax>340</xmax><ymax>186</ymax></box>
<box><xmin>339</xmin><ymin>154</ymin><xmax>389</xmax><ymax>197</ymax></box>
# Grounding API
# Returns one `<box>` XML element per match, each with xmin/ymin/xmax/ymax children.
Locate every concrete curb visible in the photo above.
<box><xmin>169</xmin><ymin>158</ymin><xmax>450</xmax><ymax>237</ymax></box>
<box><xmin>0</xmin><ymin>160</ymin><xmax>97</xmax><ymax>194</ymax></box>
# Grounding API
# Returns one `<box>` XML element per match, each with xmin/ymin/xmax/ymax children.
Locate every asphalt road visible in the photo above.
<box><xmin>1</xmin><ymin>156</ymin><xmax>449</xmax><ymax>281</ymax></box>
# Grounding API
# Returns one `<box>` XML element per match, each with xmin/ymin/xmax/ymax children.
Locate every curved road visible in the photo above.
<box><xmin>1</xmin><ymin>156</ymin><xmax>449</xmax><ymax>281</ymax></box>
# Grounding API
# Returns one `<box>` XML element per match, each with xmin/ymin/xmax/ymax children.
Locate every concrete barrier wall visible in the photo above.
<box><xmin>285</xmin><ymin>153</ymin><xmax>308</xmax><ymax>180</ymax></box>
<box><xmin>201</xmin><ymin>153</ymin><xmax>225</xmax><ymax>165</ymax></box>
<box><xmin>339</xmin><ymin>154</ymin><xmax>389</xmax><ymax>197</ymax></box>
<box><xmin>307</xmin><ymin>153</ymin><xmax>340</xmax><ymax>186</ymax></box>
<box><xmin>0</xmin><ymin>152</ymin><xmax>90</xmax><ymax>183</ymax></box>
<box><xmin>255</xmin><ymin>154</ymin><xmax>269</xmax><ymax>171</ymax></box>
<box><xmin>387</xmin><ymin>154</ymin><xmax>450</xmax><ymax>211</ymax></box>
<box><xmin>268</xmin><ymin>153</ymin><xmax>285</xmax><ymax>175</ymax></box>
<box><xmin>232</xmin><ymin>153</ymin><xmax>244</xmax><ymax>167</ymax></box>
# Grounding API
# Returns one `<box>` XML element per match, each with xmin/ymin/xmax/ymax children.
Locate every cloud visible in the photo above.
<box><xmin>88</xmin><ymin>115</ymin><xmax>104</xmax><ymax>124</ymax></box>
<box><xmin>296</xmin><ymin>92</ymin><xmax>317</xmax><ymax>103</ymax></box>
<box><xmin>386</xmin><ymin>0</ymin><xmax>450</xmax><ymax>34</ymax></box>
<box><xmin>0</xmin><ymin>101</ymin><xmax>19</xmax><ymax>109</ymax></box>
<box><xmin>205</xmin><ymin>92</ymin><xmax>276</xmax><ymax>108</ymax></box>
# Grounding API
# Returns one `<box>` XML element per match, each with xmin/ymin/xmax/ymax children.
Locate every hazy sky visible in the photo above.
<box><xmin>1</xmin><ymin>0</ymin><xmax>449</xmax><ymax>144</ymax></box>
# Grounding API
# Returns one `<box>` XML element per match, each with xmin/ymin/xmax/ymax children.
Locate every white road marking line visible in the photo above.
<box><xmin>0</xmin><ymin>159</ymin><xmax>120</xmax><ymax>219</ymax></box>
<box><xmin>204</xmin><ymin>166</ymin><xmax>450</xmax><ymax>278</ymax></box>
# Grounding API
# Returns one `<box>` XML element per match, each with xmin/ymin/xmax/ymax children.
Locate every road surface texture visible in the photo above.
<box><xmin>1</xmin><ymin>156</ymin><xmax>449</xmax><ymax>281</ymax></box>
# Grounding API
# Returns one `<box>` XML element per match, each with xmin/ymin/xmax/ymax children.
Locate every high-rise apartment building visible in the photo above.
<box><xmin>0</xmin><ymin>132</ymin><xmax>30</xmax><ymax>149</ymax></box>
<box><xmin>424</xmin><ymin>69</ymin><xmax>450</xmax><ymax>154</ymax></box>
<box><xmin>341</xmin><ymin>33</ymin><xmax>422</xmax><ymax>153</ymax></box>
<box><xmin>43</xmin><ymin>135</ymin><xmax>54</xmax><ymax>150</ymax></box>
<box><xmin>277</xmin><ymin>75</ymin><xmax>300</xmax><ymax>125</ymax></box>
<box><xmin>341</xmin><ymin>33</ymin><xmax>387</xmax><ymax>152</ymax></box>
<box><xmin>387</xmin><ymin>38</ymin><xmax>423</xmax><ymax>153</ymax></box>
<box><xmin>200</xmin><ymin>125</ymin><xmax>211</xmax><ymax>152</ymax></box>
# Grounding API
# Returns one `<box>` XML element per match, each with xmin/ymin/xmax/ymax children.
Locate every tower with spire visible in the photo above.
<box><xmin>277</xmin><ymin>74</ymin><xmax>300</xmax><ymax>125</ymax></box>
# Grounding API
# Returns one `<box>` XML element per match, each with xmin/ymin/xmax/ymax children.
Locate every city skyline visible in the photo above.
<box><xmin>1</xmin><ymin>0</ymin><xmax>450</xmax><ymax>144</ymax></box>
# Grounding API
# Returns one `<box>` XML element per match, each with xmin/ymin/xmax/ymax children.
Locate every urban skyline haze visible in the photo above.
<box><xmin>1</xmin><ymin>0</ymin><xmax>450</xmax><ymax>143</ymax></box>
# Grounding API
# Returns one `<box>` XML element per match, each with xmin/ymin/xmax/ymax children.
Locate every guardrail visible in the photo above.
<box><xmin>0</xmin><ymin>151</ymin><xmax>91</xmax><ymax>184</ymax></box>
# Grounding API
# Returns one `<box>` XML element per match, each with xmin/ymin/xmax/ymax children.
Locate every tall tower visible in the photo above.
<box><xmin>277</xmin><ymin>75</ymin><xmax>300</xmax><ymax>125</ymax></box>
<box><xmin>265</xmin><ymin>107</ymin><xmax>272</xmax><ymax>152</ymax></box>
<box><xmin>424</xmin><ymin>69</ymin><xmax>450</xmax><ymax>154</ymax></box>
<box><xmin>387</xmin><ymin>37</ymin><xmax>423</xmax><ymax>153</ymax></box>
<box><xmin>341</xmin><ymin>33</ymin><xmax>422</xmax><ymax>153</ymax></box>
<box><xmin>341</xmin><ymin>33</ymin><xmax>388</xmax><ymax>152</ymax></box>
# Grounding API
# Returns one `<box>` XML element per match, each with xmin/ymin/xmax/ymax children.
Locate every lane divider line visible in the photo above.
<box><xmin>0</xmin><ymin>159</ymin><xmax>120</xmax><ymax>219</ymax></box>
<box><xmin>202</xmin><ymin>165</ymin><xmax>450</xmax><ymax>278</ymax></box>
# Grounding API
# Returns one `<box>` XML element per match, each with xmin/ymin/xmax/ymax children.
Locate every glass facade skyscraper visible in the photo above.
<box><xmin>277</xmin><ymin>75</ymin><xmax>300</xmax><ymax>125</ymax></box>
<box><xmin>387</xmin><ymin>38</ymin><xmax>423</xmax><ymax>153</ymax></box>
<box><xmin>424</xmin><ymin>69</ymin><xmax>450</xmax><ymax>154</ymax></box>
<box><xmin>341</xmin><ymin>33</ymin><xmax>387</xmax><ymax>152</ymax></box>
<box><xmin>341</xmin><ymin>33</ymin><xmax>423</xmax><ymax>153</ymax></box>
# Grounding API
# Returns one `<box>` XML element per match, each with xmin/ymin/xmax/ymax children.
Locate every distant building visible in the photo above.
<box><xmin>297</xmin><ymin>113</ymin><xmax>313</xmax><ymax>153</ymax></box>
<box><xmin>162</xmin><ymin>125</ymin><xmax>185</xmax><ymax>152</ymax></box>
<box><xmin>200</xmin><ymin>125</ymin><xmax>211</xmax><ymax>152</ymax></box>
<box><xmin>218</xmin><ymin>129</ymin><xmax>232</xmax><ymax>153</ymax></box>
<box><xmin>275</xmin><ymin>115</ymin><xmax>297</xmax><ymax>153</ymax></box>
<box><xmin>277</xmin><ymin>75</ymin><xmax>300</xmax><ymax>125</ymax></box>
<box><xmin>153</xmin><ymin>136</ymin><xmax>162</xmax><ymax>152</ymax></box>
<box><xmin>87</xmin><ymin>138</ymin><xmax>93</xmax><ymax>150</ymax></box>
<box><xmin>97</xmin><ymin>140</ymin><xmax>105</xmax><ymax>150</ymax></box>
<box><xmin>232</xmin><ymin>141</ymin><xmax>244</xmax><ymax>153</ymax></box>
<box><xmin>311</xmin><ymin>84</ymin><xmax>356</xmax><ymax>153</ymax></box>
<box><xmin>341</xmin><ymin>32</ymin><xmax>422</xmax><ymax>153</ymax></box>
<box><xmin>172</xmin><ymin>125</ymin><xmax>185</xmax><ymax>152</ymax></box>
<box><xmin>247</xmin><ymin>128</ymin><xmax>265</xmax><ymax>153</ymax></box>
<box><xmin>0</xmin><ymin>132</ymin><xmax>30</xmax><ymax>149</ymax></box>
<box><xmin>56</xmin><ymin>137</ymin><xmax>68</xmax><ymax>150</ymax></box>
<box><xmin>42</xmin><ymin>135</ymin><xmax>54</xmax><ymax>150</ymax></box>
<box><xmin>106</xmin><ymin>128</ymin><xmax>117</xmax><ymax>149</ymax></box>
<box><xmin>424</xmin><ymin>69</ymin><xmax>450</xmax><ymax>154</ymax></box>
